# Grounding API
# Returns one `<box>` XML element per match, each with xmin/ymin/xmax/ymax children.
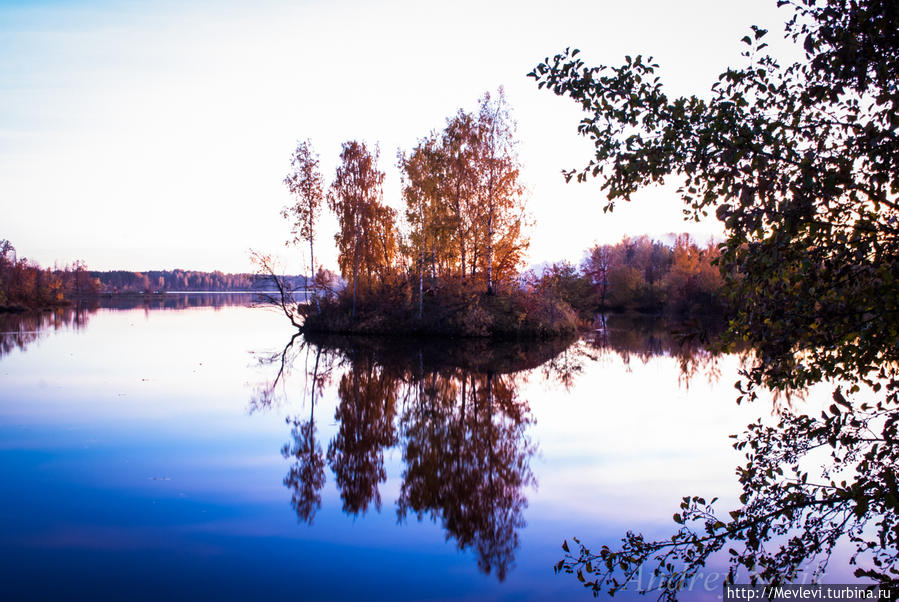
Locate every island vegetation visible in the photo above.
<box><xmin>274</xmin><ymin>91</ymin><xmax>728</xmax><ymax>338</ymax></box>
<box><xmin>546</xmin><ymin>233</ymin><xmax>725</xmax><ymax>317</ymax></box>
<box><xmin>531</xmin><ymin>0</ymin><xmax>898</xmax><ymax>595</ymax></box>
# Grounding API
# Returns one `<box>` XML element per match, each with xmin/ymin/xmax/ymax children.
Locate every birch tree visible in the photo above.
<box><xmin>282</xmin><ymin>139</ymin><xmax>324</xmax><ymax>314</ymax></box>
<box><xmin>329</xmin><ymin>141</ymin><xmax>391</xmax><ymax>319</ymax></box>
<box><xmin>475</xmin><ymin>88</ymin><xmax>526</xmax><ymax>295</ymax></box>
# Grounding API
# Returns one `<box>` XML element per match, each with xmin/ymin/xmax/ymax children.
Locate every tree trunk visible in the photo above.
<box><xmin>454</xmin><ymin>186</ymin><xmax>467</xmax><ymax>284</ymax></box>
<box><xmin>486</xmin><ymin>199</ymin><xmax>494</xmax><ymax>295</ymax></box>
<box><xmin>352</xmin><ymin>215</ymin><xmax>359</xmax><ymax>320</ymax></box>
<box><xmin>418</xmin><ymin>196</ymin><xmax>424</xmax><ymax>320</ymax></box>
<box><xmin>311</xmin><ymin>345</ymin><xmax>320</xmax><ymax>412</ymax></box>
<box><xmin>310</xmin><ymin>231</ymin><xmax>320</xmax><ymax>315</ymax></box>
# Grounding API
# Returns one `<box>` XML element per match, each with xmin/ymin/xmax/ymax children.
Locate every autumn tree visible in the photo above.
<box><xmin>399</xmin><ymin>95</ymin><xmax>528</xmax><ymax>296</ymax></box>
<box><xmin>0</xmin><ymin>239</ymin><xmax>14</xmax><ymax>307</ymax></box>
<box><xmin>0</xmin><ymin>239</ymin><xmax>100</xmax><ymax>309</ymax></box>
<box><xmin>664</xmin><ymin>234</ymin><xmax>723</xmax><ymax>313</ymax></box>
<box><xmin>283</xmin><ymin>139</ymin><xmax>324</xmax><ymax>314</ymax></box>
<box><xmin>474</xmin><ymin>88</ymin><xmax>528</xmax><ymax>294</ymax></box>
<box><xmin>579</xmin><ymin>236</ymin><xmax>723</xmax><ymax>311</ymax></box>
<box><xmin>441</xmin><ymin>110</ymin><xmax>479</xmax><ymax>282</ymax></box>
<box><xmin>530</xmin><ymin>261</ymin><xmax>596</xmax><ymax>319</ymax></box>
<box><xmin>583</xmin><ymin>245</ymin><xmax>611</xmax><ymax>307</ymax></box>
<box><xmin>329</xmin><ymin>141</ymin><xmax>396</xmax><ymax>319</ymax></box>
<box><xmin>399</xmin><ymin>133</ymin><xmax>442</xmax><ymax>318</ymax></box>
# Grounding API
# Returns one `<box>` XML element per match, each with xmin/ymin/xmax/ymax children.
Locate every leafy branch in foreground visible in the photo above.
<box><xmin>530</xmin><ymin>0</ymin><xmax>899</xmax><ymax>390</ymax></box>
<box><xmin>532</xmin><ymin>0</ymin><xmax>898</xmax><ymax>595</ymax></box>
<box><xmin>557</xmin><ymin>384</ymin><xmax>899</xmax><ymax>599</ymax></box>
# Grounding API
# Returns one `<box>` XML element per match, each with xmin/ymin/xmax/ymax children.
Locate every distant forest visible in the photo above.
<box><xmin>0</xmin><ymin>237</ymin><xmax>308</xmax><ymax>311</ymax></box>
<box><xmin>548</xmin><ymin>233</ymin><xmax>724</xmax><ymax>316</ymax></box>
<box><xmin>89</xmin><ymin>269</ymin><xmax>308</xmax><ymax>293</ymax></box>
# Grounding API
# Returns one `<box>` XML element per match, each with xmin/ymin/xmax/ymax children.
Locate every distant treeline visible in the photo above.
<box><xmin>89</xmin><ymin>269</ymin><xmax>308</xmax><ymax>293</ymax></box>
<box><xmin>529</xmin><ymin>233</ymin><xmax>724</xmax><ymax>317</ymax></box>
<box><xmin>1</xmin><ymin>237</ymin><xmax>310</xmax><ymax>310</ymax></box>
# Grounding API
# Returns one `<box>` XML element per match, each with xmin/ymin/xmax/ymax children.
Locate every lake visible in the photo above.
<box><xmin>0</xmin><ymin>295</ymin><xmax>855</xmax><ymax>600</ymax></box>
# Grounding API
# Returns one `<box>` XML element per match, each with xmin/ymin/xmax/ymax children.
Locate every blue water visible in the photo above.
<box><xmin>0</xmin><ymin>299</ymin><xmax>846</xmax><ymax>600</ymax></box>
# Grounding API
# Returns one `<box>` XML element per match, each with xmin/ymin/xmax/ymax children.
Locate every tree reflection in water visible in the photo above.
<box><xmin>397</xmin><ymin>367</ymin><xmax>534</xmax><ymax>581</ymax></box>
<box><xmin>327</xmin><ymin>351</ymin><xmax>399</xmax><ymax>515</ymax></box>
<box><xmin>252</xmin><ymin>317</ymin><xmax>725</xmax><ymax>581</ymax></box>
<box><xmin>282</xmin><ymin>417</ymin><xmax>327</xmax><ymax>522</ymax></box>
<box><xmin>557</xmin><ymin>317</ymin><xmax>898</xmax><ymax>594</ymax></box>
<box><xmin>281</xmin><ymin>346</ymin><xmax>327</xmax><ymax>524</ymax></box>
<box><xmin>584</xmin><ymin>313</ymin><xmax>727</xmax><ymax>389</ymax></box>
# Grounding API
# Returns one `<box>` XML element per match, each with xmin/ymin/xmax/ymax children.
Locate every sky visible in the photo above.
<box><xmin>0</xmin><ymin>0</ymin><xmax>801</xmax><ymax>274</ymax></box>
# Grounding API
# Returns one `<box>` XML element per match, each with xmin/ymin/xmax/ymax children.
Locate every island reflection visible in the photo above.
<box><xmin>257</xmin><ymin>315</ymin><xmax>725</xmax><ymax>582</ymax></box>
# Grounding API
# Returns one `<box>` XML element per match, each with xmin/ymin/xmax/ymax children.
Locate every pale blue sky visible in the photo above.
<box><xmin>1</xmin><ymin>0</ymin><xmax>798</xmax><ymax>273</ymax></box>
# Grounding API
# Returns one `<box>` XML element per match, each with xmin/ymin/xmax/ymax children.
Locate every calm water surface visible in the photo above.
<box><xmin>0</xmin><ymin>296</ymin><xmax>847</xmax><ymax>600</ymax></box>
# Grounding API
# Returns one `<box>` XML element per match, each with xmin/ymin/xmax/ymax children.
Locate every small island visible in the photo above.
<box><xmin>271</xmin><ymin>91</ymin><xmax>725</xmax><ymax>338</ymax></box>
